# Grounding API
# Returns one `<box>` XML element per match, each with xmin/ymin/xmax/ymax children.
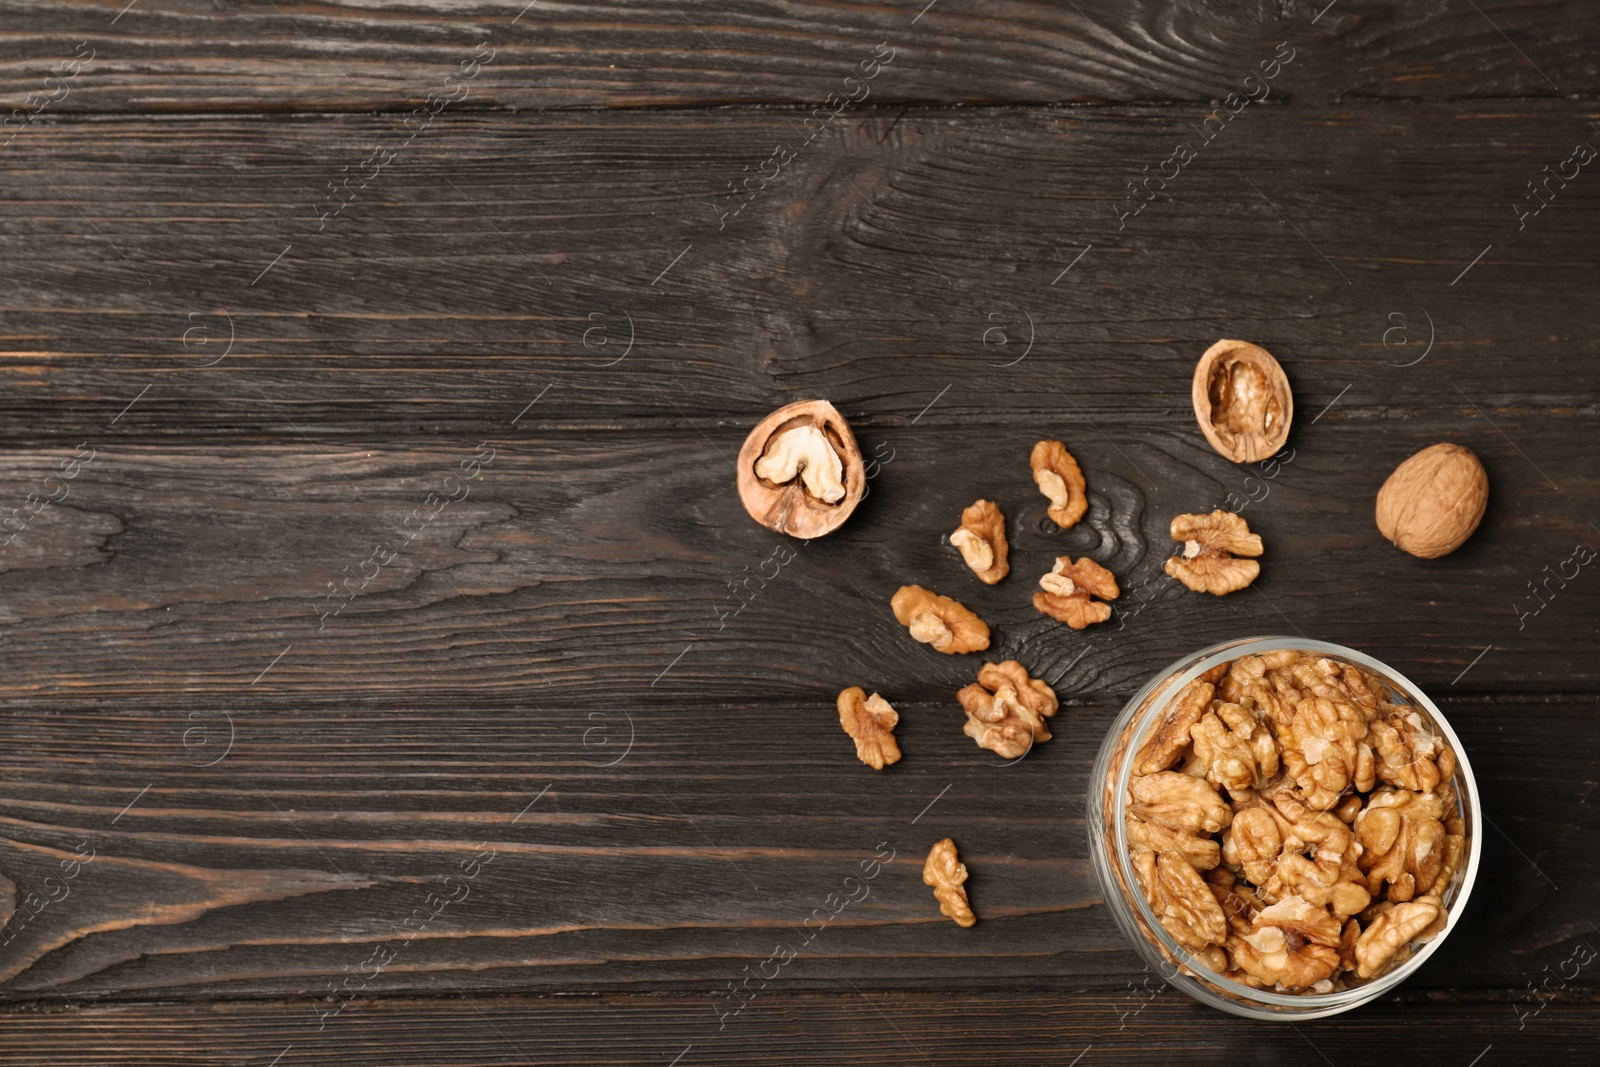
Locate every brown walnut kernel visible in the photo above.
<box><xmin>1134</xmin><ymin>678</ymin><xmax>1214</xmax><ymax>775</ymax></box>
<box><xmin>1182</xmin><ymin>701</ymin><xmax>1279</xmax><ymax>795</ymax></box>
<box><xmin>1029</xmin><ymin>440</ymin><xmax>1088</xmax><ymax>529</ymax></box>
<box><xmin>1369</xmin><ymin>706</ymin><xmax>1451</xmax><ymax>793</ymax></box>
<box><xmin>1129</xmin><ymin>772</ymin><xmax>1231</xmax><ymax>836</ymax></box>
<box><xmin>836</xmin><ymin>687</ymin><xmax>901</xmax><ymax>771</ymax></box>
<box><xmin>1228</xmin><ymin>895</ymin><xmax>1341</xmax><ymax>988</ymax></box>
<box><xmin>923</xmin><ymin>837</ymin><xmax>976</xmax><ymax>928</ymax></box>
<box><xmin>1206</xmin><ymin>865</ymin><xmax>1267</xmax><ymax>937</ymax></box>
<box><xmin>1128</xmin><ymin>813</ymin><xmax>1221</xmax><ymax>871</ymax></box>
<box><xmin>1124</xmin><ymin>650</ymin><xmax>1469</xmax><ymax>993</ymax></box>
<box><xmin>1354</xmin><ymin>897</ymin><xmax>1440</xmax><ymax>979</ymax></box>
<box><xmin>1191</xmin><ymin>339</ymin><xmax>1294</xmax><ymax>464</ymax></box>
<box><xmin>1354</xmin><ymin>789</ymin><xmax>1447</xmax><ymax>903</ymax></box>
<box><xmin>1032</xmin><ymin>556</ymin><xmax>1119</xmax><ymax>630</ymax></box>
<box><xmin>736</xmin><ymin>400</ymin><xmax>865</xmax><ymax>538</ymax></box>
<box><xmin>950</xmin><ymin>499</ymin><xmax>1010</xmax><ymax>584</ymax></box>
<box><xmin>890</xmin><ymin>585</ymin><xmax>990</xmax><ymax>655</ymax></box>
<box><xmin>957</xmin><ymin>660</ymin><xmax>1058</xmax><ymax>760</ymax></box>
<box><xmin>1221</xmin><ymin>806</ymin><xmax>1282</xmax><ymax>886</ymax></box>
<box><xmin>1279</xmin><ymin>696</ymin><xmax>1375</xmax><ymax>811</ymax></box>
<box><xmin>1375</xmin><ymin>443</ymin><xmax>1489</xmax><ymax>559</ymax></box>
<box><xmin>1147</xmin><ymin>849</ymin><xmax>1229</xmax><ymax>952</ymax></box>
<box><xmin>1164</xmin><ymin>510</ymin><xmax>1263</xmax><ymax>596</ymax></box>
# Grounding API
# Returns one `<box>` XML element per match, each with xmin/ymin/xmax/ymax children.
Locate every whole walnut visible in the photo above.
<box><xmin>1375</xmin><ymin>443</ymin><xmax>1488</xmax><ymax>559</ymax></box>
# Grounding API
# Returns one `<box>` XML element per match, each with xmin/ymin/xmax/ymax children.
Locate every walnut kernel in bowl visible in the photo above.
<box><xmin>1090</xmin><ymin>638</ymin><xmax>1480</xmax><ymax>1019</ymax></box>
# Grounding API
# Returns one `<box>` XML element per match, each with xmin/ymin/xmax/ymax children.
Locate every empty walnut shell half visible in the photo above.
<box><xmin>1192</xmin><ymin>340</ymin><xmax>1294</xmax><ymax>464</ymax></box>
<box><xmin>1164</xmin><ymin>510</ymin><xmax>1263</xmax><ymax>595</ymax></box>
<box><xmin>1375</xmin><ymin>443</ymin><xmax>1489</xmax><ymax>559</ymax></box>
<box><xmin>737</xmin><ymin>399</ymin><xmax>865</xmax><ymax>538</ymax></box>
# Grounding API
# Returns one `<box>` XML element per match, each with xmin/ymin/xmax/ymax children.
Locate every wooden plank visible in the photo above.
<box><xmin>1</xmin><ymin>103</ymin><xmax>1596</xmax><ymax>438</ymax></box>
<box><xmin>0</xmin><ymin>990</ymin><xmax>1595</xmax><ymax>1065</ymax></box>
<box><xmin>0</xmin><ymin>430</ymin><xmax>1591</xmax><ymax>703</ymax></box>
<box><xmin>0</xmin><ymin>0</ymin><xmax>1593</xmax><ymax>113</ymax></box>
<box><xmin>0</xmin><ymin>693</ymin><xmax>1591</xmax><ymax>999</ymax></box>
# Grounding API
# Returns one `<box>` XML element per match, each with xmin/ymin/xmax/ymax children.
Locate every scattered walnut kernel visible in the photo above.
<box><xmin>950</xmin><ymin>499</ymin><xmax>1010</xmax><ymax>584</ymax></box>
<box><xmin>836</xmin><ymin>687</ymin><xmax>902</xmax><ymax>771</ymax></box>
<box><xmin>1191</xmin><ymin>339</ymin><xmax>1293</xmax><ymax>464</ymax></box>
<box><xmin>1123</xmin><ymin>651</ymin><xmax>1468</xmax><ymax>994</ymax></box>
<box><xmin>1375</xmin><ymin>443</ymin><xmax>1489</xmax><ymax>559</ymax></box>
<box><xmin>736</xmin><ymin>400</ymin><xmax>865</xmax><ymax>538</ymax></box>
<box><xmin>1163</xmin><ymin>510</ymin><xmax>1263</xmax><ymax>595</ymax></box>
<box><xmin>1030</xmin><ymin>440</ymin><xmax>1088</xmax><ymax>530</ymax></box>
<box><xmin>890</xmin><ymin>585</ymin><xmax>990</xmax><ymax>655</ymax></box>
<box><xmin>1032</xmin><ymin>556</ymin><xmax>1119</xmax><ymax>630</ymax></box>
<box><xmin>923</xmin><ymin>837</ymin><xmax>976</xmax><ymax>927</ymax></box>
<box><xmin>957</xmin><ymin>660</ymin><xmax>1058</xmax><ymax>760</ymax></box>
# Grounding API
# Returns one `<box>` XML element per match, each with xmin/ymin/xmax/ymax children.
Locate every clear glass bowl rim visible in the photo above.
<box><xmin>1089</xmin><ymin>635</ymin><xmax>1484</xmax><ymax>1018</ymax></box>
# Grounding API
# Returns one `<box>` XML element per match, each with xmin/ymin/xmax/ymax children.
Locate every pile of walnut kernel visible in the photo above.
<box><xmin>1127</xmin><ymin>650</ymin><xmax>1465</xmax><ymax>993</ymax></box>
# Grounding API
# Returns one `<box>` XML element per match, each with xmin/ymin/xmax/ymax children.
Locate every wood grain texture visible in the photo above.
<box><xmin>1</xmin><ymin>104</ymin><xmax>1598</xmax><ymax>438</ymax></box>
<box><xmin>0</xmin><ymin>992</ymin><xmax>1596</xmax><ymax>1065</ymax></box>
<box><xmin>0</xmin><ymin>694</ymin><xmax>1592</xmax><ymax>999</ymax></box>
<box><xmin>0</xmin><ymin>0</ymin><xmax>1594</xmax><ymax>113</ymax></box>
<box><xmin>1</xmin><ymin>1</ymin><xmax>1598</xmax><ymax>1052</ymax></box>
<box><xmin>0</xmin><ymin>430</ymin><xmax>1592</xmax><ymax>704</ymax></box>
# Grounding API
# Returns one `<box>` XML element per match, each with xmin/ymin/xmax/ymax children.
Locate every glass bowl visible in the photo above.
<box><xmin>1087</xmin><ymin>636</ymin><xmax>1481</xmax><ymax>1020</ymax></box>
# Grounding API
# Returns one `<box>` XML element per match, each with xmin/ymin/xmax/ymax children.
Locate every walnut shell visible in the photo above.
<box><xmin>1375</xmin><ymin>443</ymin><xmax>1488</xmax><ymax>559</ymax></box>
<box><xmin>736</xmin><ymin>399</ymin><xmax>865</xmax><ymax>538</ymax></box>
<box><xmin>1192</xmin><ymin>340</ymin><xmax>1294</xmax><ymax>464</ymax></box>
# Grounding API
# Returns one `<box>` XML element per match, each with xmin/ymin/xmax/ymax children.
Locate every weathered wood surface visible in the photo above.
<box><xmin>1</xmin><ymin>993</ymin><xmax>1596</xmax><ymax>1066</ymax></box>
<box><xmin>1</xmin><ymin>104</ymin><xmax>1597</xmax><ymax>438</ymax></box>
<box><xmin>0</xmin><ymin>694</ymin><xmax>1591</xmax><ymax>999</ymax></box>
<box><xmin>0</xmin><ymin>0</ymin><xmax>1593</xmax><ymax>112</ymax></box>
<box><xmin>1</xmin><ymin>0</ymin><xmax>1598</xmax><ymax>1060</ymax></box>
<box><xmin>0</xmin><ymin>430</ymin><xmax>1591</xmax><ymax>703</ymax></box>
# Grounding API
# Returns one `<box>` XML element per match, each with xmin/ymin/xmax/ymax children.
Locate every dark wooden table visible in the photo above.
<box><xmin>1</xmin><ymin>1</ymin><xmax>1596</xmax><ymax>1063</ymax></box>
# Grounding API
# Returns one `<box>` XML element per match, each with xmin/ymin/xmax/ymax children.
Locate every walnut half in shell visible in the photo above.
<box><xmin>1192</xmin><ymin>340</ymin><xmax>1293</xmax><ymax>464</ymax></box>
<box><xmin>736</xmin><ymin>400</ymin><xmax>865</xmax><ymax>538</ymax></box>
